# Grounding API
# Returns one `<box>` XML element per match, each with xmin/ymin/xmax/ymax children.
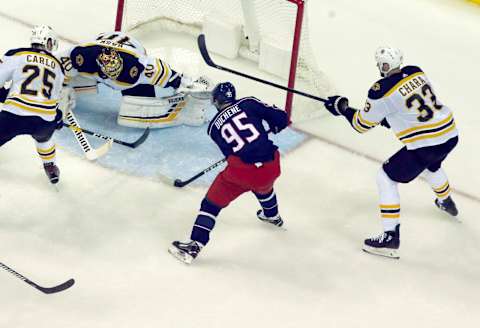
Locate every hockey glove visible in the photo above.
<box><xmin>0</xmin><ymin>87</ymin><xmax>8</xmax><ymax>103</ymax></box>
<box><xmin>55</xmin><ymin>109</ymin><xmax>64</xmax><ymax>130</ymax></box>
<box><xmin>324</xmin><ymin>96</ymin><xmax>349</xmax><ymax>116</ymax></box>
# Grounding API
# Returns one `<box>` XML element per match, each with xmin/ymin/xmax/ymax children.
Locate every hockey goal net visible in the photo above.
<box><xmin>115</xmin><ymin>0</ymin><xmax>334</xmax><ymax>122</ymax></box>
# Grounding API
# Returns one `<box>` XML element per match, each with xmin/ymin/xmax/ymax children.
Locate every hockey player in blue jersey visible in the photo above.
<box><xmin>169</xmin><ymin>82</ymin><xmax>289</xmax><ymax>264</ymax></box>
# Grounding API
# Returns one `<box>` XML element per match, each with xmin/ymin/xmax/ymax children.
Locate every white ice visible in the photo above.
<box><xmin>0</xmin><ymin>0</ymin><xmax>479</xmax><ymax>327</ymax></box>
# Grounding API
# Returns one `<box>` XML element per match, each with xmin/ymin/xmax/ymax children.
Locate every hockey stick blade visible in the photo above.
<box><xmin>198</xmin><ymin>34</ymin><xmax>327</xmax><ymax>103</ymax></box>
<box><xmin>28</xmin><ymin>278</ymin><xmax>76</xmax><ymax>294</ymax></box>
<box><xmin>173</xmin><ymin>158</ymin><xmax>227</xmax><ymax>188</ymax></box>
<box><xmin>127</xmin><ymin>127</ymin><xmax>150</xmax><ymax>148</ymax></box>
<box><xmin>85</xmin><ymin>139</ymin><xmax>114</xmax><ymax>160</ymax></box>
<box><xmin>0</xmin><ymin>262</ymin><xmax>75</xmax><ymax>294</ymax></box>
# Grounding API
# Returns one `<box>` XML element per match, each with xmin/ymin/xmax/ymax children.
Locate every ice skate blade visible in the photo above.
<box><xmin>168</xmin><ymin>246</ymin><xmax>194</xmax><ymax>264</ymax></box>
<box><xmin>362</xmin><ymin>246</ymin><xmax>399</xmax><ymax>259</ymax></box>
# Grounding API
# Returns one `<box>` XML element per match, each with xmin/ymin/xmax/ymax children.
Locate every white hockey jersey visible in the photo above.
<box><xmin>0</xmin><ymin>48</ymin><xmax>65</xmax><ymax>121</ymax></box>
<box><xmin>351</xmin><ymin>66</ymin><xmax>457</xmax><ymax>150</ymax></box>
<box><xmin>56</xmin><ymin>31</ymin><xmax>174</xmax><ymax>91</ymax></box>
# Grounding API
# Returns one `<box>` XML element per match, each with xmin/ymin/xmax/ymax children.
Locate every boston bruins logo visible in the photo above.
<box><xmin>75</xmin><ymin>54</ymin><xmax>84</xmax><ymax>67</ymax></box>
<box><xmin>130</xmin><ymin>66</ymin><xmax>139</xmax><ymax>78</ymax></box>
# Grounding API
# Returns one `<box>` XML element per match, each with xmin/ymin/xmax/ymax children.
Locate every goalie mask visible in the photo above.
<box><xmin>375</xmin><ymin>46</ymin><xmax>403</xmax><ymax>77</ymax></box>
<box><xmin>30</xmin><ymin>25</ymin><xmax>58</xmax><ymax>52</ymax></box>
<box><xmin>97</xmin><ymin>48</ymin><xmax>123</xmax><ymax>80</ymax></box>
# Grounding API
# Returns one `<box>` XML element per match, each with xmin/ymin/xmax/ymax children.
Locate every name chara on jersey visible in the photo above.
<box><xmin>398</xmin><ymin>74</ymin><xmax>426</xmax><ymax>97</ymax></box>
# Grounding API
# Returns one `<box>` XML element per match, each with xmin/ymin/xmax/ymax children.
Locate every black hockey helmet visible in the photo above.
<box><xmin>211</xmin><ymin>82</ymin><xmax>236</xmax><ymax>110</ymax></box>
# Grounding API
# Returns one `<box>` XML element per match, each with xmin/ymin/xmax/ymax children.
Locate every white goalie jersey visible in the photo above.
<box><xmin>351</xmin><ymin>65</ymin><xmax>458</xmax><ymax>150</ymax></box>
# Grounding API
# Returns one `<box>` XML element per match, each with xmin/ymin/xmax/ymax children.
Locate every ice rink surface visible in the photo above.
<box><xmin>0</xmin><ymin>0</ymin><xmax>479</xmax><ymax>327</ymax></box>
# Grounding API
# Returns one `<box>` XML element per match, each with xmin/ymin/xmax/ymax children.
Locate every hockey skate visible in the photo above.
<box><xmin>168</xmin><ymin>240</ymin><xmax>203</xmax><ymax>264</ymax></box>
<box><xmin>435</xmin><ymin>196</ymin><xmax>458</xmax><ymax>217</ymax></box>
<box><xmin>363</xmin><ymin>224</ymin><xmax>400</xmax><ymax>259</ymax></box>
<box><xmin>43</xmin><ymin>162</ymin><xmax>60</xmax><ymax>184</ymax></box>
<box><xmin>257</xmin><ymin>210</ymin><xmax>284</xmax><ymax>227</ymax></box>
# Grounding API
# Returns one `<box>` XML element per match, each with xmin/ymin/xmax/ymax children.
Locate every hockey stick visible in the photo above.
<box><xmin>174</xmin><ymin>158</ymin><xmax>226</xmax><ymax>187</ymax></box>
<box><xmin>65</xmin><ymin>112</ymin><xmax>113</xmax><ymax>160</ymax></box>
<box><xmin>174</xmin><ymin>127</ymin><xmax>274</xmax><ymax>188</ymax></box>
<box><xmin>197</xmin><ymin>34</ymin><xmax>327</xmax><ymax>103</ymax></box>
<box><xmin>0</xmin><ymin>262</ymin><xmax>75</xmax><ymax>294</ymax></box>
<box><xmin>63</xmin><ymin>123</ymin><xmax>150</xmax><ymax>149</ymax></box>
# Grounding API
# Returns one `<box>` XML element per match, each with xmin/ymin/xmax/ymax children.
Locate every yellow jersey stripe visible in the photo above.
<box><xmin>157</xmin><ymin>60</ymin><xmax>170</xmax><ymax>87</ymax></box>
<box><xmin>384</xmin><ymin>72</ymin><xmax>424</xmax><ymax>97</ymax></box>
<box><xmin>12</xmin><ymin>51</ymin><xmax>61</xmax><ymax>67</ymax></box>
<box><xmin>11</xmin><ymin>94</ymin><xmax>58</xmax><ymax>106</ymax></box>
<box><xmin>381</xmin><ymin>214</ymin><xmax>400</xmax><ymax>219</ymax></box>
<box><xmin>357</xmin><ymin>111</ymin><xmax>378</xmax><ymax>127</ymax></box>
<box><xmin>436</xmin><ymin>188</ymin><xmax>451</xmax><ymax>198</ymax></box>
<box><xmin>151</xmin><ymin>59</ymin><xmax>162</xmax><ymax>85</ymax></box>
<box><xmin>38</xmin><ymin>153</ymin><xmax>56</xmax><ymax>160</ymax></box>
<box><xmin>401</xmin><ymin>123</ymin><xmax>456</xmax><ymax>144</ymax></box>
<box><xmin>352</xmin><ymin>112</ymin><xmax>369</xmax><ymax>133</ymax></box>
<box><xmin>434</xmin><ymin>181</ymin><xmax>449</xmax><ymax>193</ymax></box>
<box><xmin>37</xmin><ymin>145</ymin><xmax>56</xmax><ymax>153</ymax></box>
<box><xmin>4</xmin><ymin>99</ymin><xmax>56</xmax><ymax>115</ymax></box>
<box><xmin>396</xmin><ymin>113</ymin><xmax>453</xmax><ymax>138</ymax></box>
<box><xmin>380</xmin><ymin>204</ymin><xmax>400</xmax><ymax>209</ymax></box>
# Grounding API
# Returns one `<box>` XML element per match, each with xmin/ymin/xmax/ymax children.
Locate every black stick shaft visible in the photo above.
<box><xmin>64</xmin><ymin>123</ymin><xmax>149</xmax><ymax>148</ymax></box>
<box><xmin>174</xmin><ymin>158</ymin><xmax>226</xmax><ymax>187</ymax></box>
<box><xmin>0</xmin><ymin>262</ymin><xmax>75</xmax><ymax>294</ymax></box>
<box><xmin>198</xmin><ymin>34</ymin><xmax>327</xmax><ymax>103</ymax></box>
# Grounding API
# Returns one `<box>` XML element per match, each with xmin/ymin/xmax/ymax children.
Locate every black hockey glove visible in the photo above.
<box><xmin>324</xmin><ymin>96</ymin><xmax>349</xmax><ymax>116</ymax></box>
<box><xmin>55</xmin><ymin>109</ymin><xmax>64</xmax><ymax>130</ymax></box>
<box><xmin>0</xmin><ymin>87</ymin><xmax>9</xmax><ymax>103</ymax></box>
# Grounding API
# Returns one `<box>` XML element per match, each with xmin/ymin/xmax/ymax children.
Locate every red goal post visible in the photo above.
<box><xmin>114</xmin><ymin>0</ymin><xmax>332</xmax><ymax>121</ymax></box>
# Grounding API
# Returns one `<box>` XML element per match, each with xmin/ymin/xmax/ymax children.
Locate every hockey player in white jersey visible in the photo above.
<box><xmin>324</xmin><ymin>47</ymin><xmax>458</xmax><ymax>259</ymax></box>
<box><xmin>0</xmin><ymin>25</ymin><xmax>65</xmax><ymax>184</ymax></box>
<box><xmin>57</xmin><ymin>31</ymin><xmax>211</xmax><ymax>129</ymax></box>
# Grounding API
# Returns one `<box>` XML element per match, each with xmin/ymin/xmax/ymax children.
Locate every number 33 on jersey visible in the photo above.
<box><xmin>355</xmin><ymin>65</ymin><xmax>457</xmax><ymax>150</ymax></box>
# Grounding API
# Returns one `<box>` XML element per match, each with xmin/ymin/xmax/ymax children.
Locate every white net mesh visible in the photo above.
<box><xmin>119</xmin><ymin>0</ymin><xmax>334</xmax><ymax>122</ymax></box>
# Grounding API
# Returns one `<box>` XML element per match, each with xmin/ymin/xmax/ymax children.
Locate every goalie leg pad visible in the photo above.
<box><xmin>118</xmin><ymin>93</ymin><xmax>212</xmax><ymax>128</ymax></box>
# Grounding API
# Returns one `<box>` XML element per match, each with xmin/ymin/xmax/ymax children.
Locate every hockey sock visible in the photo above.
<box><xmin>422</xmin><ymin>168</ymin><xmax>451</xmax><ymax>201</ymax></box>
<box><xmin>254</xmin><ymin>189</ymin><xmax>278</xmax><ymax>218</ymax></box>
<box><xmin>190</xmin><ymin>198</ymin><xmax>221</xmax><ymax>246</ymax></box>
<box><xmin>36</xmin><ymin>140</ymin><xmax>56</xmax><ymax>164</ymax></box>
<box><xmin>377</xmin><ymin>168</ymin><xmax>400</xmax><ymax>231</ymax></box>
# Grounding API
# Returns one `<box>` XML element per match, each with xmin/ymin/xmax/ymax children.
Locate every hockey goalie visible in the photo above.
<box><xmin>56</xmin><ymin>31</ymin><xmax>212</xmax><ymax>129</ymax></box>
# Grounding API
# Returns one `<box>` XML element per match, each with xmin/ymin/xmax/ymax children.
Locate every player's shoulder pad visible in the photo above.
<box><xmin>368</xmin><ymin>75</ymin><xmax>398</xmax><ymax>100</ymax></box>
<box><xmin>401</xmin><ymin>65</ymin><xmax>423</xmax><ymax>75</ymax></box>
<box><xmin>237</xmin><ymin>96</ymin><xmax>274</xmax><ymax>109</ymax></box>
<box><xmin>4</xmin><ymin>47</ymin><xmax>33</xmax><ymax>57</ymax></box>
<box><xmin>368</xmin><ymin>66</ymin><xmax>422</xmax><ymax>100</ymax></box>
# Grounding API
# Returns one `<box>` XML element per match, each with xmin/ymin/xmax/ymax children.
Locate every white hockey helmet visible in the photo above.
<box><xmin>31</xmin><ymin>25</ymin><xmax>58</xmax><ymax>51</ymax></box>
<box><xmin>375</xmin><ymin>46</ymin><xmax>403</xmax><ymax>77</ymax></box>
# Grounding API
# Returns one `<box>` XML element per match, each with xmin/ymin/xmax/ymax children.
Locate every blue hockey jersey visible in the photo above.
<box><xmin>207</xmin><ymin>97</ymin><xmax>288</xmax><ymax>164</ymax></box>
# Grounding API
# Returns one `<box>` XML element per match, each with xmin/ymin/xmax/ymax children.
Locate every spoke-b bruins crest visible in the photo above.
<box><xmin>96</xmin><ymin>48</ymin><xmax>123</xmax><ymax>80</ymax></box>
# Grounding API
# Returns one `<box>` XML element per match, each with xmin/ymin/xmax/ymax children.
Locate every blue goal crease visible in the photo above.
<box><xmin>55</xmin><ymin>85</ymin><xmax>307</xmax><ymax>186</ymax></box>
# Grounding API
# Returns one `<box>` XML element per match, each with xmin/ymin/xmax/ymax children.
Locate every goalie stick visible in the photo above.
<box><xmin>197</xmin><ymin>34</ymin><xmax>327</xmax><ymax>103</ymax></box>
<box><xmin>0</xmin><ymin>261</ymin><xmax>75</xmax><ymax>294</ymax></box>
<box><xmin>64</xmin><ymin>123</ymin><xmax>150</xmax><ymax>149</ymax></box>
<box><xmin>65</xmin><ymin>112</ymin><xmax>112</xmax><ymax>160</ymax></box>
